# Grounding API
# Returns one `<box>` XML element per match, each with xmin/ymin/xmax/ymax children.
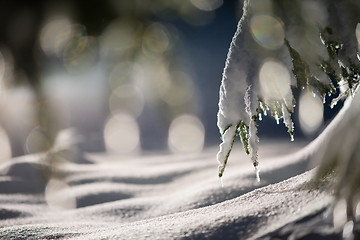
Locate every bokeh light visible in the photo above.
<box><xmin>25</xmin><ymin>126</ymin><xmax>51</xmax><ymax>154</ymax></box>
<box><xmin>45</xmin><ymin>178</ymin><xmax>76</xmax><ymax>210</ymax></box>
<box><xmin>133</xmin><ymin>59</ymin><xmax>172</xmax><ymax>101</ymax></box>
<box><xmin>299</xmin><ymin>90</ymin><xmax>324</xmax><ymax>135</ymax></box>
<box><xmin>4</xmin><ymin>88</ymin><xmax>36</xmax><ymax>126</ymax></box>
<box><xmin>52</xmin><ymin>128</ymin><xmax>82</xmax><ymax>151</ymax></box>
<box><xmin>250</xmin><ymin>0</ymin><xmax>273</xmax><ymax>14</ymax></box>
<box><xmin>39</xmin><ymin>16</ymin><xmax>73</xmax><ymax>57</ymax></box>
<box><xmin>0</xmin><ymin>0</ymin><xmax>210</xmax><ymax>159</ymax></box>
<box><xmin>259</xmin><ymin>60</ymin><xmax>291</xmax><ymax>100</ymax></box>
<box><xmin>250</xmin><ymin>15</ymin><xmax>285</xmax><ymax>50</ymax></box>
<box><xmin>0</xmin><ymin>126</ymin><xmax>11</xmax><ymax>163</ymax></box>
<box><xmin>62</xmin><ymin>25</ymin><xmax>97</xmax><ymax>72</ymax></box>
<box><xmin>109</xmin><ymin>61</ymin><xmax>137</xmax><ymax>88</ymax></box>
<box><xmin>180</xmin><ymin>4</ymin><xmax>215</xmax><ymax>26</ymax></box>
<box><xmin>162</xmin><ymin>70</ymin><xmax>195</xmax><ymax>107</ymax></box>
<box><xmin>108</xmin><ymin>84</ymin><xmax>145</xmax><ymax>118</ymax></box>
<box><xmin>104</xmin><ymin>113</ymin><xmax>140</xmax><ymax>154</ymax></box>
<box><xmin>100</xmin><ymin>20</ymin><xmax>141</xmax><ymax>60</ymax></box>
<box><xmin>168</xmin><ymin>114</ymin><xmax>204</xmax><ymax>154</ymax></box>
<box><xmin>190</xmin><ymin>0</ymin><xmax>223</xmax><ymax>12</ymax></box>
<box><xmin>142</xmin><ymin>23</ymin><xmax>170</xmax><ymax>56</ymax></box>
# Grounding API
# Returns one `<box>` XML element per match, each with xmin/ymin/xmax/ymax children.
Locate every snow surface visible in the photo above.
<box><xmin>0</xmin><ymin>140</ymin><xmax>336</xmax><ymax>239</ymax></box>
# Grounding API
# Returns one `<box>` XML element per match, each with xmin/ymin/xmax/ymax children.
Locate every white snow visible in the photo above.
<box><xmin>216</xmin><ymin>0</ymin><xmax>296</xmax><ymax>178</ymax></box>
<box><xmin>216</xmin><ymin>0</ymin><xmax>360</xmax><ymax>181</ymax></box>
<box><xmin>216</xmin><ymin>125</ymin><xmax>236</xmax><ymax>177</ymax></box>
<box><xmin>0</xmin><ymin>140</ymin><xmax>332</xmax><ymax>239</ymax></box>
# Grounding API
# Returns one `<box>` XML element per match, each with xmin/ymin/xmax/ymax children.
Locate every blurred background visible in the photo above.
<box><xmin>0</xmin><ymin>0</ymin><xmax>341</xmax><ymax>162</ymax></box>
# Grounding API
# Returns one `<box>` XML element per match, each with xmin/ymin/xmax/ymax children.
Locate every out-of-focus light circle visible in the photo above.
<box><xmin>108</xmin><ymin>84</ymin><xmax>144</xmax><ymax>118</ymax></box>
<box><xmin>104</xmin><ymin>113</ymin><xmax>140</xmax><ymax>154</ymax></box>
<box><xmin>62</xmin><ymin>25</ymin><xmax>97</xmax><ymax>72</ymax></box>
<box><xmin>53</xmin><ymin>128</ymin><xmax>82</xmax><ymax>151</ymax></box>
<box><xmin>190</xmin><ymin>0</ymin><xmax>223</xmax><ymax>11</ymax></box>
<box><xmin>180</xmin><ymin>5</ymin><xmax>215</xmax><ymax>26</ymax></box>
<box><xmin>250</xmin><ymin>15</ymin><xmax>285</xmax><ymax>50</ymax></box>
<box><xmin>0</xmin><ymin>126</ymin><xmax>11</xmax><ymax>163</ymax></box>
<box><xmin>142</xmin><ymin>23</ymin><xmax>170</xmax><ymax>55</ymax></box>
<box><xmin>25</xmin><ymin>127</ymin><xmax>51</xmax><ymax>154</ymax></box>
<box><xmin>133</xmin><ymin>60</ymin><xmax>171</xmax><ymax>101</ymax></box>
<box><xmin>45</xmin><ymin>178</ymin><xmax>76</xmax><ymax>210</ymax></box>
<box><xmin>162</xmin><ymin>71</ymin><xmax>195</xmax><ymax>106</ymax></box>
<box><xmin>109</xmin><ymin>62</ymin><xmax>136</xmax><ymax>88</ymax></box>
<box><xmin>40</xmin><ymin>17</ymin><xmax>73</xmax><ymax>56</ymax></box>
<box><xmin>168</xmin><ymin>114</ymin><xmax>204</xmax><ymax>154</ymax></box>
<box><xmin>299</xmin><ymin>90</ymin><xmax>323</xmax><ymax>135</ymax></box>
<box><xmin>3</xmin><ymin>87</ymin><xmax>36</xmax><ymax>128</ymax></box>
<box><xmin>100</xmin><ymin>21</ymin><xmax>139</xmax><ymax>59</ymax></box>
<box><xmin>259</xmin><ymin>60</ymin><xmax>291</xmax><ymax>100</ymax></box>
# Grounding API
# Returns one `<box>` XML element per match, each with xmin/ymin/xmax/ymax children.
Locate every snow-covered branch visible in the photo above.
<box><xmin>217</xmin><ymin>0</ymin><xmax>360</xmax><ymax>196</ymax></box>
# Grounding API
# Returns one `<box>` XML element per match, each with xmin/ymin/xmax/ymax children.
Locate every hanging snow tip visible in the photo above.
<box><xmin>255</xmin><ymin>166</ymin><xmax>261</xmax><ymax>182</ymax></box>
<box><xmin>217</xmin><ymin>125</ymin><xmax>237</xmax><ymax>178</ymax></box>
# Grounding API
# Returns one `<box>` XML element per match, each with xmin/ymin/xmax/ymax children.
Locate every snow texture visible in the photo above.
<box><xmin>216</xmin><ymin>0</ymin><xmax>295</xmax><ymax>178</ymax></box>
<box><xmin>0</xmin><ymin>91</ymin><xmax>357</xmax><ymax>239</ymax></box>
<box><xmin>217</xmin><ymin>0</ymin><xmax>260</xmax><ymax>178</ymax></box>
<box><xmin>217</xmin><ymin>0</ymin><xmax>360</xmax><ymax>180</ymax></box>
<box><xmin>0</xmin><ymin>141</ymin><xmax>334</xmax><ymax>239</ymax></box>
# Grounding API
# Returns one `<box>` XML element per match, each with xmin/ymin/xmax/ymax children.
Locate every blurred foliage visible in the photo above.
<box><xmin>0</xmin><ymin>0</ymin><xmax>226</xmax><ymax>156</ymax></box>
